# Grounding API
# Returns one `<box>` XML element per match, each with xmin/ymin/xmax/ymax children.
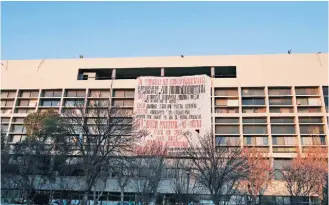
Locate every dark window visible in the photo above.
<box><xmin>165</xmin><ymin>67</ymin><xmax>211</xmax><ymax>77</ymax></box>
<box><xmin>270</xmin><ymin>117</ymin><xmax>294</xmax><ymax>123</ymax></box>
<box><xmin>243</xmin><ymin>117</ymin><xmax>267</xmax><ymax>123</ymax></box>
<box><xmin>299</xmin><ymin>117</ymin><xmax>323</xmax><ymax>123</ymax></box>
<box><xmin>271</xmin><ymin>125</ymin><xmax>295</xmax><ymax>134</ymax></box>
<box><xmin>242</xmin><ymin>98</ymin><xmax>265</xmax><ymax>105</ymax></box>
<box><xmin>214</xmin><ymin>66</ymin><xmax>236</xmax><ymax>78</ymax></box>
<box><xmin>243</xmin><ymin>125</ymin><xmax>267</xmax><ymax>134</ymax></box>
<box><xmin>117</xmin><ymin>68</ymin><xmax>161</xmax><ymax>79</ymax></box>
<box><xmin>300</xmin><ymin>125</ymin><xmax>324</xmax><ymax>134</ymax></box>
<box><xmin>215</xmin><ymin>125</ymin><xmax>239</xmax><ymax>134</ymax></box>
<box><xmin>40</xmin><ymin>100</ymin><xmax>60</xmax><ymax>107</ymax></box>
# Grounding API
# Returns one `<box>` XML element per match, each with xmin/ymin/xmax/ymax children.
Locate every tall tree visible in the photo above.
<box><xmin>61</xmin><ymin>99</ymin><xmax>146</xmax><ymax>205</ymax></box>
<box><xmin>185</xmin><ymin>133</ymin><xmax>249</xmax><ymax>205</ymax></box>
<box><xmin>133</xmin><ymin>141</ymin><xmax>168</xmax><ymax>205</ymax></box>
<box><xmin>1</xmin><ymin>110</ymin><xmax>71</xmax><ymax>205</ymax></box>
<box><xmin>281</xmin><ymin>145</ymin><xmax>328</xmax><ymax>205</ymax></box>
<box><xmin>241</xmin><ymin>147</ymin><xmax>273</xmax><ymax>205</ymax></box>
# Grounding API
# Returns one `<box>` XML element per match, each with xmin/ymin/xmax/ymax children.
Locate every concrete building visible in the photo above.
<box><xmin>1</xmin><ymin>53</ymin><xmax>328</xmax><ymax>204</ymax></box>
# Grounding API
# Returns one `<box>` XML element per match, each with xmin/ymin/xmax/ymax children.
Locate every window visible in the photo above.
<box><xmin>269</xmin><ymin>97</ymin><xmax>292</xmax><ymax>105</ymax></box>
<box><xmin>40</xmin><ymin>100</ymin><xmax>60</xmax><ymax>107</ymax></box>
<box><xmin>215</xmin><ymin>99</ymin><xmax>239</xmax><ymax>106</ymax></box>
<box><xmin>301</xmin><ymin>136</ymin><xmax>326</xmax><ymax>145</ymax></box>
<box><xmin>11</xmin><ymin>125</ymin><xmax>26</xmax><ymax>133</ymax></box>
<box><xmin>270</xmin><ymin>108</ymin><xmax>293</xmax><ymax>113</ymax></box>
<box><xmin>295</xmin><ymin>87</ymin><xmax>319</xmax><ymax>95</ymax></box>
<box><xmin>88</xmin><ymin>100</ymin><xmax>109</xmax><ymax>107</ymax></box>
<box><xmin>42</xmin><ymin>90</ymin><xmax>62</xmax><ymax>97</ymax></box>
<box><xmin>214</xmin><ymin>88</ymin><xmax>238</xmax><ymax>96</ymax></box>
<box><xmin>215</xmin><ymin>125</ymin><xmax>239</xmax><ymax>134</ymax></box>
<box><xmin>1</xmin><ymin>90</ymin><xmax>16</xmax><ymax>98</ymax></box>
<box><xmin>89</xmin><ymin>90</ymin><xmax>111</xmax><ymax>98</ymax></box>
<box><xmin>298</xmin><ymin>107</ymin><xmax>321</xmax><ymax>113</ymax></box>
<box><xmin>1</xmin><ymin>118</ymin><xmax>10</xmax><ymax>123</ymax></box>
<box><xmin>273</xmin><ymin>147</ymin><xmax>297</xmax><ymax>153</ymax></box>
<box><xmin>216</xmin><ymin>136</ymin><xmax>240</xmax><ymax>145</ymax></box>
<box><xmin>215</xmin><ymin>118</ymin><xmax>239</xmax><ymax>123</ymax></box>
<box><xmin>17</xmin><ymin>99</ymin><xmax>37</xmax><ymax>107</ymax></box>
<box><xmin>241</xmin><ymin>88</ymin><xmax>264</xmax><ymax>96</ymax></box>
<box><xmin>296</xmin><ymin>97</ymin><xmax>321</xmax><ymax>106</ymax></box>
<box><xmin>270</xmin><ymin>117</ymin><xmax>294</xmax><ymax>123</ymax></box>
<box><xmin>274</xmin><ymin>159</ymin><xmax>292</xmax><ymax>179</ymax></box>
<box><xmin>242</xmin><ymin>98</ymin><xmax>265</xmax><ymax>105</ymax></box>
<box><xmin>299</xmin><ymin>117</ymin><xmax>323</xmax><ymax>123</ymax></box>
<box><xmin>20</xmin><ymin>90</ymin><xmax>39</xmax><ymax>98</ymax></box>
<box><xmin>272</xmin><ymin>136</ymin><xmax>297</xmax><ymax>145</ymax></box>
<box><xmin>323</xmin><ymin>86</ymin><xmax>328</xmax><ymax>112</ymax></box>
<box><xmin>113</xmin><ymin>90</ymin><xmax>135</xmax><ymax>98</ymax></box>
<box><xmin>112</xmin><ymin>99</ymin><xmax>134</xmax><ymax>107</ymax></box>
<box><xmin>8</xmin><ymin>135</ymin><xmax>26</xmax><ymax>143</ymax></box>
<box><xmin>1</xmin><ymin>109</ymin><xmax>12</xmax><ymax>114</ymax></box>
<box><xmin>1</xmin><ymin>100</ymin><xmax>14</xmax><ymax>107</ymax></box>
<box><xmin>215</xmin><ymin>108</ymin><xmax>239</xmax><ymax>113</ymax></box>
<box><xmin>300</xmin><ymin>125</ymin><xmax>324</xmax><ymax>134</ymax></box>
<box><xmin>117</xmin><ymin>68</ymin><xmax>162</xmax><ymax>79</ymax></box>
<box><xmin>244</xmin><ymin>136</ymin><xmax>268</xmax><ymax>146</ymax></box>
<box><xmin>242</xmin><ymin>108</ymin><xmax>266</xmax><ymax>113</ymax></box>
<box><xmin>15</xmin><ymin>108</ymin><xmax>34</xmax><ymax>114</ymax></box>
<box><xmin>1</xmin><ymin>125</ymin><xmax>9</xmax><ymax>133</ymax></box>
<box><xmin>243</xmin><ymin>125</ymin><xmax>267</xmax><ymax>134</ymax></box>
<box><xmin>66</xmin><ymin>90</ymin><xmax>86</xmax><ymax>97</ymax></box>
<box><xmin>64</xmin><ymin>100</ymin><xmax>84</xmax><ymax>107</ymax></box>
<box><xmin>271</xmin><ymin>125</ymin><xmax>295</xmax><ymax>134</ymax></box>
<box><xmin>13</xmin><ymin>118</ymin><xmax>25</xmax><ymax>123</ymax></box>
<box><xmin>214</xmin><ymin>66</ymin><xmax>236</xmax><ymax>78</ymax></box>
<box><xmin>243</xmin><ymin>117</ymin><xmax>267</xmax><ymax>123</ymax></box>
<box><xmin>268</xmin><ymin>87</ymin><xmax>291</xmax><ymax>96</ymax></box>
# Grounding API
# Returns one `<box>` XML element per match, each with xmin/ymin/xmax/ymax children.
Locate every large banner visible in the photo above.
<box><xmin>133</xmin><ymin>75</ymin><xmax>211</xmax><ymax>152</ymax></box>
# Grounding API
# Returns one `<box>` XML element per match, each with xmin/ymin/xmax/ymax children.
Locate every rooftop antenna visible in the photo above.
<box><xmin>288</xmin><ymin>50</ymin><xmax>292</xmax><ymax>54</ymax></box>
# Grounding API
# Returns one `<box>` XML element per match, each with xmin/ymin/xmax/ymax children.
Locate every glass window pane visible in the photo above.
<box><xmin>216</xmin><ymin>118</ymin><xmax>239</xmax><ymax>123</ymax></box>
<box><xmin>77</xmin><ymin>91</ymin><xmax>86</xmax><ymax>97</ymax></box>
<box><xmin>67</xmin><ymin>91</ymin><xmax>77</xmax><ymax>97</ymax></box>
<box><xmin>43</xmin><ymin>91</ymin><xmax>53</xmax><ymax>97</ymax></box>
<box><xmin>271</xmin><ymin>125</ymin><xmax>295</xmax><ymax>134</ymax></box>
<box><xmin>53</xmin><ymin>91</ymin><xmax>62</xmax><ymax>97</ymax></box>
<box><xmin>270</xmin><ymin>117</ymin><xmax>294</xmax><ymax>123</ymax></box>
<box><xmin>31</xmin><ymin>91</ymin><xmax>39</xmax><ymax>97</ymax></box>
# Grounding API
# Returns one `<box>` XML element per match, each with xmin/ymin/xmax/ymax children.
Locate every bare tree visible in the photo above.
<box><xmin>133</xmin><ymin>141</ymin><xmax>168</xmax><ymax>205</ymax></box>
<box><xmin>240</xmin><ymin>147</ymin><xmax>273</xmax><ymax>205</ymax></box>
<box><xmin>281</xmin><ymin>145</ymin><xmax>328</xmax><ymax>205</ymax></box>
<box><xmin>110</xmin><ymin>157</ymin><xmax>134</xmax><ymax>203</ymax></box>
<box><xmin>169</xmin><ymin>158</ymin><xmax>203</xmax><ymax>204</ymax></box>
<box><xmin>185</xmin><ymin>133</ymin><xmax>249</xmax><ymax>205</ymax></box>
<box><xmin>61</xmin><ymin>98</ymin><xmax>146</xmax><ymax>205</ymax></box>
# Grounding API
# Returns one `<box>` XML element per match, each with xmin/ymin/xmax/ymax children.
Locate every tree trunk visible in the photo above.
<box><xmin>120</xmin><ymin>187</ymin><xmax>125</xmax><ymax>203</ymax></box>
<box><xmin>82</xmin><ymin>191</ymin><xmax>89</xmax><ymax>205</ymax></box>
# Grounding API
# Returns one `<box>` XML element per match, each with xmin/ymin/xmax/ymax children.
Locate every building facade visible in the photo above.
<box><xmin>1</xmin><ymin>53</ymin><xmax>328</xmax><ymax>204</ymax></box>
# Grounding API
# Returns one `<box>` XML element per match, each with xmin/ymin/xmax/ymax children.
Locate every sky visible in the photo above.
<box><xmin>1</xmin><ymin>1</ymin><xmax>328</xmax><ymax>60</ymax></box>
